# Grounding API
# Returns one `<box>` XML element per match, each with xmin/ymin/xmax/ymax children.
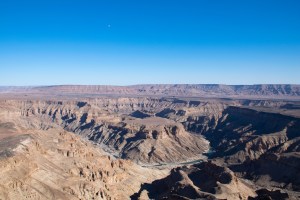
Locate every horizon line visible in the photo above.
<box><xmin>0</xmin><ymin>83</ymin><xmax>300</xmax><ymax>87</ymax></box>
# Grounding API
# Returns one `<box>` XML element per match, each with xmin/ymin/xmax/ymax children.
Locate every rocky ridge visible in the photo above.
<box><xmin>132</xmin><ymin>161</ymin><xmax>256</xmax><ymax>200</ymax></box>
<box><xmin>0</xmin><ymin>96</ymin><xmax>300</xmax><ymax>199</ymax></box>
<box><xmin>1</xmin><ymin>84</ymin><xmax>300</xmax><ymax>99</ymax></box>
<box><xmin>0</xmin><ymin>116</ymin><xmax>168</xmax><ymax>200</ymax></box>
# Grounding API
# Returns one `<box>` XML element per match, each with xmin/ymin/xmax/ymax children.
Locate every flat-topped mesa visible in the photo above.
<box><xmin>112</xmin><ymin>117</ymin><xmax>209</xmax><ymax>163</ymax></box>
<box><xmin>124</xmin><ymin>117</ymin><xmax>184</xmax><ymax>139</ymax></box>
<box><xmin>1</xmin><ymin>84</ymin><xmax>300</xmax><ymax>99</ymax></box>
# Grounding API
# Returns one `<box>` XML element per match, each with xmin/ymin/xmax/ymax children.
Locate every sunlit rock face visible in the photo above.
<box><xmin>0</xmin><ymin>93</ymin><xmax>300</xmax><ymax>199</ymax></box>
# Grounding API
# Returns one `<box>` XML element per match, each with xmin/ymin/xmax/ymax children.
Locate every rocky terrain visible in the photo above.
<box><xmin>0</xmin><ymin>111</ymin><xmax>168</xmax><ymax>199</ymax></box>
<box><xmin>0</xmin><ymin>86</ymin><xmax>300</xmax><ymax>199</ymax></box>
<box><xmin>0</xmin><ymin>99</ymin><xmax>209</xmax><ymax>164</ymax></box>
<box><xmin>1</xmin><ymin>84</ymin><xmax>300</xmax><ymax>99</ymax></box>
<box><xmin>132</xmin><ymin>161</ymin><xmax>256</xmax><ymax>200</ymax></box>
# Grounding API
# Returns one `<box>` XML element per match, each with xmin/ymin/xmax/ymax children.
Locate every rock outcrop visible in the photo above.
<box><xmin>231</xmin><ymin>153</ymin><xmax>300</xmax><ymax>191</ymax></box>
<box><xmin>0</xmin><ymin>99</ymin><xmax>210</xmax><ymax>164</ymax></box>
<box><xmin>248</xmin><ymin>189</ymin><xmax>289</xmax><ymax>200</ymax></box>
<box><xmin>132</xmin><ymin>161</ymin><xmax>256</xmax><ymax>200</ymax></box>
<box><xmin>0</xmin><ymin>119</ymin><xmax>168</xmax><ymax>199</ymax></box>
<box><xmin>0</xmin><ymin>95</ymin><xmax>300</xmax><ymax>199</ymax></box>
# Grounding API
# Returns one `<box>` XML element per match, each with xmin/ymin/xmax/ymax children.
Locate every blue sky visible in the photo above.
<box><xmin>0</xmin><ymin>0</ymin><xmax>299</xmax><ymax>85</ymax></box>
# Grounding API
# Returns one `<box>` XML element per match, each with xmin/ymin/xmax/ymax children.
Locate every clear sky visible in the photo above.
<box><xmin>0</xmin><ymin>0</ymin><xmax>299</xmax><ymax>86</ymax></box>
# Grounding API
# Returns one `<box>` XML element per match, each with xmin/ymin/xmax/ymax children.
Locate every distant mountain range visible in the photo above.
<box><xmin>0</xmin><ymin>84</ymin><xmax>300</xmax><ymax>99</ymax></box>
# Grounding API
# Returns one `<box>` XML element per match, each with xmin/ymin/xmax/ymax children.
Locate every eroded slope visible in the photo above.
<box><xmin>0</xmin><ymin>97</ymin><xmax>300</xmax><ymax>199</ymax></box>
<box><xmin>0</xmin><ymin>120</ymin><xmax>167</xmax><ymax>200</ymax></box>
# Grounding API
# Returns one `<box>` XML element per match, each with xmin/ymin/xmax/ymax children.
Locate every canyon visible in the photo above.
<box><xmin>1</xmin><ymin>84</ymin><xmax>300</xmax><ymax>100</ymax></box>
<box><xmin>0</xmin><ymin>84</ymin><xmax>300</xmax><ymax>199</ymax></box>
